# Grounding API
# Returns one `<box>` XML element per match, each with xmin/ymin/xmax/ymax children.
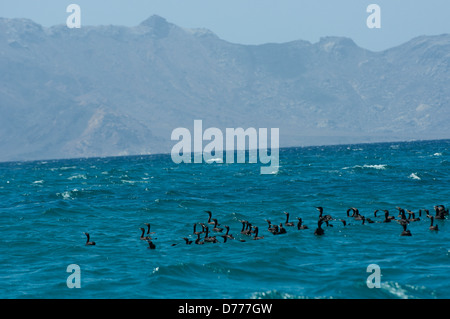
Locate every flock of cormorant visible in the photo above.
<box><xmin>84</xmin><ymin>205</ymin><xmax>448</xmax><ymax>248</ymax></box>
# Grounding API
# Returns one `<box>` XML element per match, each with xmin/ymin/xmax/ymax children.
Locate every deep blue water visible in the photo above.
<box><xmin>1</xmin><ymin>139</ymin><xmax>449</xmax><ymax>299</ymax></box>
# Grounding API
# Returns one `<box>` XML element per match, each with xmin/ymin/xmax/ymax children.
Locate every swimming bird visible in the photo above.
<box><xmin>140</xmin><ymin>227</ymin><xmax>151</xmax><ymax>240</ymax></box>
<box><xmin>314</xmin><ymin>220</ymin><xmax>325</xmax><ymax>236</ymax></box>
<box><xmin>252</xmin><ymin>226</ymin><xmax>264</xmax><ymax>240</ymax></box>
<box><xmin>351</xmin><ymin>208</ymin><xmax>364</xmax><ymax>221</ymax></box>
<box><xmin>193</xmin><ymin>223</ymin><xmax>203</xmax><ymax>236</ymax></box>
<box><xmin>224</xmin><ymin>225</ymin><xmax>234</xmax><ymax>239</ymax></box>
<box><xmin>407</xmin><ymin>211</ymin><xmax>420</xmax><ymax>222</ymax></box>
<box><xmin>400</xmin><ymin>222</ymin><xmax>412</xmax><ymax>236</ymax></box>
<box><xmin>284</xmin><ymin>212</ymin><xmax>295</xmax><ymax>226</ymax></box>
<box><xmin>203</xmin><ymin>226</ymin><xmax>218</xmax><ymax>243</ymax></box>
<box><xmin>240</xmin><ymin>220</ymin><xmax>253</xmax><ymax>235</ymax></box>
<box><xmin>273</xmin><ymin>223</ymin><xmax>287</xmax><ymax>235</ymax></box>
<box><xmin>84</xmin><ymin>232</ymin><xmax>95</xmax><ymax>246</ymax></box>
<box><xmin>195</xmin><ymin>233</ymin><xmax>204</xmax><ymax>245</ymax></box>
<box><xmin>144</xmin><ymin>223</ymin><xmax>156</xmax><ymax>235</ymax></box>
<box><xmin>296</xmin><ymin>217</ymin><xmax>309</xmax><ymax>230</ymax></box>
<box><xmin>220</xmin><ymin>235</ymin><xmax>229</xmax><ymax>243</ymax></box>
<box><xmin>436</xmin><ymin>205</ymin><xmax>449</xmax><ymax>216</ymax></box>
<box><xmin>383</xmin><ymin>210</ymin><xmax>395</xmax><ymax>220</ymax></box>
<box><xmin>240</xmin><ymin>220</ymin><xmax>249</xmax><ymax>234</ymax></box>
<box><xmin>346</xmin><ymin>207</ymin><xmax>361</xmax><ymax>219</ymax></box>
<box><xmin>406</xmin><ymin>210</ymin><xmax>413</xmax><ymax>220</ymax></box>
<box><xmin>428</xmin><ymin>216</ymin><xmax>439</xmax><ymax>231</ymax></box>
<box><xmin>361</xmin><ymin>216</ymin><xmax>374</xmax><ymax>224</ymax></box>
<box><xmin>346</xmin><ymin>208</ymin><xmax>357</xmax><ymax>217</ymax></box>
<box><xmin>397</xmin><ymin>208</ymin><xmax>408</xmax><ymax>222</ymax></box>
<box><xmin>205</xmin><ymin>210</ymin><xmax>216</xmax><ymax>224</ymax></box>
<box><xmin>374</xmin><ymin>210</ymin><xmax>380</xmax><ymax>218</ymax></box>
<box><xmin>268</xmin><ymin>224</ymin><xmax>279</xmax><ymax>235</ymax></box>
<box><xmin>434</xmin><ymin>206</ymin><xmax>446</xmax><ymax>219</ymax></box>
<box><xmin>382</xmin><ymin>210</ymin><xmax>392</xmax><ymax>223</ymax></box>
<box><xmin>265</xmin><ymin>219</ymin><xmax>278</xmax><ymax>233</ymax></box>
<box><xmin>212</xmin><ymin>219</ymin><xmax>223</xmax><ymax>232</ymax></box>
<box><xmin>146</xmin><ymin>239</ymin><xmax>156</xmax><ymax>249</ymax></box>
<box><xmin>317</xmin><ymin>207</ymin><xmax>333</xmax><ymax>221</ymax></box>
<box><xmin>248</xmin><ymin>222</ymin><xmax>255</xmax><ymax>234</ymax></box>
<box><xmin>275</xmin><ymin>223</ymin><xmax>286</xmax><ymax>235</ymax></box>
<box><xmin>396</xmin><ymin>207</ymin><xmax>407</xmax><ymax>219</ymax></box>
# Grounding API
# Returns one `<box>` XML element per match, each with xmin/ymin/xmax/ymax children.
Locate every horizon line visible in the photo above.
<box><xmin>2</xmin><ymin>137</ymin><xmax>449</xmax><ymax>166</ymax></box>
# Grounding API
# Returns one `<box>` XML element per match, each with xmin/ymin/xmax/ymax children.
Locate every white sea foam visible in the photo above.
<box><xmin>32</xmin><ymin>180</ymin><xmax>44</xmax><ymax>184</ymax></box>
<box><xmin>433</xmin><ymin>152</ymin><xmax>442</xmax><ymax>156</ymax></box>
<box><xmin>343</xmin><ymin>164</ymin><xmax>387</xmax><ymax>170</ymax></box>
<box><xmin>250</xmin><ymin>290</ymin><xmax>300</xmax><ymax>299</ymax></box>
<box><xmin>205</xmin><ymin>158</ymin><xmax>223</xmax><ymax>163</ymax></box>
<box><xmin>381</xmin><ymin>282</ymin><xmax>410</xmax><ymax>299</ymax></box>
<box><xmin>60</xmin><ymin>191</ymin><xmax>72</xmax><ymax>200</ymax></box>
<box><xmin>68</xmin><ymin>174</ymin><xmax>87</xmax><ymax>180</ymax></box>
<box><xmin>57</xmin><ymin>188</ymin><xmax>79</xmax><ymax>200</ymax></box>
<box><xmin>409</xmin><ymin>173</ymin><xmax>421</xmax><ymax>180</ymax></box>
<box><xmin>60</xmin><ymin>166</ymin><xmax>77</xmax><ymax>170</ymax></box>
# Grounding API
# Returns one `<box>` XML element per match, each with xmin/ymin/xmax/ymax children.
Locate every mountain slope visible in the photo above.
<box><xmin>0</xmin><ymin>16</ymin><xmax>449</xmax><ymax>162</ymax></box>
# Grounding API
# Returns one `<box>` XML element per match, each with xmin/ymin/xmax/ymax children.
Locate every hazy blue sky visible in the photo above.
<box><xmin>1</xmin><ymin>0</ymin><xmax>449</xmax><ymax>51</ymax></box>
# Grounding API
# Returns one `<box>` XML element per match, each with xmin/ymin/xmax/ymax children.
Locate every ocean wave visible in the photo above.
<box><xmin>347</xmin><ymin>147</ymin><xmax>363</xmax><ymax>151</ymax></box>
<box><xmin>250</xmin><ymin>290</ymin><xmax>302</xmax><ymax>299</ymax></box>
<box><xmin>380</xmin><ymin>282</ymin><xmax>410</xmax><ymax>299</ymax></box>
<box><xmin>59</xmin><ymin>166</ymin><xmax>77</xmax><ymax>171</ymax></box>
<box><xmin>249</xmin><ymin>290</ymin><xmax>324</xmax><ymax>299</ymax></box>
<box><xmin>121</xmin><ymin>180</ymin><xmax>136</xmax><ymax>185</ymax></box>
<box><xmin>56</xmin><ymin>189</ymin><xmax>77</xmax><ymax>200</ymax></box>
<box><xmin>380</xmin><ymin>282</ymin><xmax>432</xmax><ymax>299</ymax></box>
<box><xmin>408</xmin><ymin>173</ymin><xmax>421</xmax><ymax>180</ymax></box>
<box><xmin>343</xmin><ymin>164</ymin><xmax>387</xmax><ymax>170</ymax></box>
<box><xmin>68</xmin><ymin>174</ymin><xmax>87</xmax><ymax>180</ymax></box>
<box><xmin>55</xmin><ymin>187</ymin><xmax>113</xmax><ymax>200</ymax></box>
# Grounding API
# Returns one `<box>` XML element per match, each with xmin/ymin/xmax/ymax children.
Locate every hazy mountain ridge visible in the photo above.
<box><xmin>0</xmin><ymin>15</ymin><xmax>449</xmax><ymax>162</ymax></box>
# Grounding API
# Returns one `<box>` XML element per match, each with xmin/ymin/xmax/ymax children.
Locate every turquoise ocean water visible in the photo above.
<box><xmin>0</xmin><ymin>139</ymin><xmax>449</xmax><ymax>299</ymax></box>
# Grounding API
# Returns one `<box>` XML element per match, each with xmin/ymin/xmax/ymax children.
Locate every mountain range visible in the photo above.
<box><xmin>0</xmin><ymin>15</ymin><xmax>449</xmax><ymax>162</ymax></box>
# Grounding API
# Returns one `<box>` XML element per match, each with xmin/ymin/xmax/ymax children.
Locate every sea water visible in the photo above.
<box><xmin>0</xmin><ymin>140</ymin><xmax>449</xmax><ymax>299</ymax></box>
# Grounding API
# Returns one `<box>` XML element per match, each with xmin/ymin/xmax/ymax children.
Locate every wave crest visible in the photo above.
<box><xmin>343</xmin><ymin>164</ymin><xmax>387</xmax><ymax>170</ymax></box>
